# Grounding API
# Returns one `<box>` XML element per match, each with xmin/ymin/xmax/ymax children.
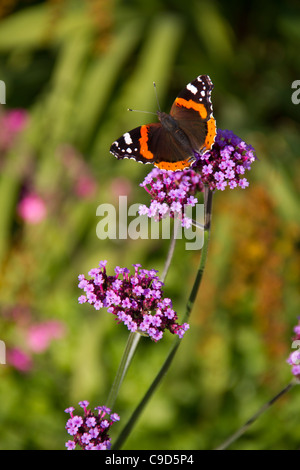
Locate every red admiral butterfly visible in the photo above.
<box><xmin>110</xmin><ymin>75</ymin><xmax>216</xmax><ymax>171</ymax></box>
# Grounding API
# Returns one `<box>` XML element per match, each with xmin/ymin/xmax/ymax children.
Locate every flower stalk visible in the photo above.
<box><xmin>215</xmin><ymin>379</ymin><xmax>298</xmax><ymax>450</ymax></box>
<box><xmin>113</xmin><ymin>186</ymin><xmax>213</xmax><ymax>449</ymax></box>
<box><xmin>106</xmin><ymin>331</ymin><xmax>141</xmax><ymax>410</ymax></box>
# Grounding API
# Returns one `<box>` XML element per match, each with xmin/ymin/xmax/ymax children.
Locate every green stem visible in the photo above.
<box><xmin>215</xmin><ymin>379</ymin><xmax>298</xmax><ymax>450</ymax></box>
<box><xmin>112</xmin><ymin>337</ymin><xmax>181</xmax><ymax>450</ymax></box>
<box><xmin>113</xmin><ymin>186</ymin><xmax>214</xmax><ymax>449</ymax></box>
<box><xmin>161</xmin><ymin>217</ymin><xmax>181</xmax><ymax>283</ymax></box>
<box><xmin>106</xmin><ymin>331</ymin><xmax>140</xmax><ymax>410</ymax></box>
<box><xmin>183</xmin><ymin>185</ymin><xmax>213</xmax><ymax>324</ymax></box>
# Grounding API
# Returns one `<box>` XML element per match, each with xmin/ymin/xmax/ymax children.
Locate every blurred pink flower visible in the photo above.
<box><xmin>59</xmin><ymin>144</ymin><xmax>98</xmax><ymax>199</ymax></box>
<box><xmin>17</xmin><ymin>193</ymin><xmax>47</xmax><ymax>224</ymax></box>
<box><xmin>26</xmin><ymin>320</ymin><xmax>66</xmax><ymax>353</ymax></box>
<box><xmin>7</xmin><ymin>348</ymin><xmax>33</xmax><ymax>372</ymax></box>
<box><xmin>0</xmin><ymin>109</ymin><xmax>28</xmax><ymax>152</ymax></box>
<box><xmin>110</xmin><ymin>177</ymin><xmax>133</xmax><ymax>201</ymax></box>
<box><xmin>5</xmin><ymin>109</ymin><xmax>28</xmax><ymax>132</ymax></box>
<box><xmin>75</xmin><ymin>175</ymin><xmax>97</xmax><ymax>199</ymax></box>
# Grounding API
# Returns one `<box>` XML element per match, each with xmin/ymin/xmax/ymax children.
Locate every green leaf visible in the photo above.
<box><xmin>91</xmin><ymin>14</ymin><xmax>184</xmax><ymax>167</ymax></box>
<box><xmin>71</xmin><ymin>20</ymin><xmax>144</xmax><ymax>148</ymax></box>
<box><xmin>0</xmin><ymin>3</ymin><xmax>92</xmax><ymax>50</ymax></box>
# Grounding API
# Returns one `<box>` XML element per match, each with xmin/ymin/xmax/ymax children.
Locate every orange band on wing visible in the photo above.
<box><xmin>155</xmin><ymin>158</ymin><xmax>194</xmax><ymax>171</ymax></box>
<box><xmin>203</xmin><ymin>117</ymin><xmax>216</xmax><ymax>151</ymax></box>
<box><xmin>139</xmin><ymin>125</ymin><xmax>154</xmax><ymax>160</ymax></box>
<box><xmin>175</xmin><ymin>98</ymin><xmax>208</xmax><ymax>119</ymax></box>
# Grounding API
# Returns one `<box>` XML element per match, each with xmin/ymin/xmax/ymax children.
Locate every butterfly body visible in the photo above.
<box><xmin>157</xmin><ymin>111</ymin><xmax>193</xmax><ymax>151</ymax></box>
<box><xmin>110</xmin><ymin>75</ymin><xmax>216</xmax><ymax>171</ymax></box>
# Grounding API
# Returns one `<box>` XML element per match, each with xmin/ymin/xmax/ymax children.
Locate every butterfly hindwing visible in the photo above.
<box><xmin>142</xmin><ymin>124</ymin><xmax>195</xmax><ymax>170</ymax></box>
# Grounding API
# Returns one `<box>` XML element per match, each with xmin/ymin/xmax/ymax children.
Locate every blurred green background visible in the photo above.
<box><xmin>0</xmin><ymin>0</ymin><xmax>299</xmax><ymax>450</ymax></box>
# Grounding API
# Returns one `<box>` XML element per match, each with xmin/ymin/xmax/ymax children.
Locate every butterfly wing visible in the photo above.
<box><xmin>170</xmin><ymin>75</ymin><xmax>216</xmax><ymax>154</ymax></box>
<box><xmin>110</xmin><ymin>123</ymin><xmax>194</xmax><ymax>170</ymax></box>
<box><xmin>110</xmin><ymin>125</ymin><xmax>156</xmax><ymax>164</ymax></box>
<box><xmin>110</xmin><ymin>75</ymin><xmax>216</xmax><ymax>170</ymax></box>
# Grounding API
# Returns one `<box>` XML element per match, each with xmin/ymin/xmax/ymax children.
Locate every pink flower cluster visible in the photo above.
<box><xmin>193</xmin><ymin>129</ymin><xmax>257</xmax><ymax>190</ymax></box>
<box><xmin>65</xmin><ymin>401</ymin><xmax>120</xmax><ymax>450</ymax></box>
<box><xmin>286</xmin><ymin>318</ymin><xmax>300</xmax><ymax>379</ymax></box>
<box><xmin>78</xmin><ymin>261</ymin><xmax>189</xmax><ymax>341</ymax></box>
<box><xmin>139</xmin><ymin>168</ymin><xmax>203</xmax><ymax>228</ymax></box>
<box><xmin>138</xmin><ymin>130</ymin><xmax>256</xmax><ymax>228</ymax></box>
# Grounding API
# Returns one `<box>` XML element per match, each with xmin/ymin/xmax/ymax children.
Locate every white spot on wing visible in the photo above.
<box><xmin>124</xmin><ymin>132</ymin><xmax>133</xmax><ymax>145</ymax></box>
<box><xmin>187</xmin><ymin>83</ymin><xmax>198</xmax><ymax>95</ymax></box>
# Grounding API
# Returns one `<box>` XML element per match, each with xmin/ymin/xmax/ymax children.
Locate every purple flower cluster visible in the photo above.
<box><xmin>65</xmin><ymin>401</ymin><xmax>120</xmax><ymax>450</ymax></box>
<box><xmin>78</xmin><ymin>261</ymin><xmax>189</xmax><ymax>341</ymax></box>
<box><xmin>138</xmin><ymin>130</ymin><xmax>256</xmax><ymax>227</ymax></box>
<box><xmin>286</xmin><ymin>318</ymin><xmax>300</xmax><ymax>379</ymax></box>
<box><xmin>193</xmin><ymin>129</ymin><xmax>257</xmax><ymax>191</ymax></box>
<box><xmin>139</xmin><ymin>168</ymin><xmax>203</xmax><ymax>228</ymax></box>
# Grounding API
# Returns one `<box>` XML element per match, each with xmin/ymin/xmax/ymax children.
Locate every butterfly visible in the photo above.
<box><xmin>110</xmin><ymin>75</ymin><xmax>216</xmax><ymax>171</ymax></box>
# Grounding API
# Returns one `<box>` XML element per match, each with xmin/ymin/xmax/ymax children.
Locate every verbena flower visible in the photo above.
<box><xmin>286</xmin><ymin>318</ymin><xmax>300</xmax><ymax>379</ymax></box>
<box><xmin>139</xmin><ymin>168</ymin><xmax>203</xmax><ymax>228</ymax></box>
<box><xmin>78</xmin><ymin>261</ymin><xmax>189</xmax><ymax>341</ymax></box>
<box><xmin>138</xmin><ymin>130</ymin><xmax>256</xmax><ymax>226</ymax></box>
<box><xmin>65</xmin><ymin>401</ymin><xmax>120</xmax><ymax>450</ymax></box>
<box><xmin>193</xmin><ymin>129</ymin><xmax>257</xmax><ymax>191</ymax></box>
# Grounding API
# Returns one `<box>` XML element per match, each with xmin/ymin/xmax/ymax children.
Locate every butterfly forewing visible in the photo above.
<box><xmin>110</xmin><ymin>125</ymin><xmax>159</xmax><ymax>165</ymax></box>
<box><xmin>170</xmin><ymin>75</ymin><xmax>216</xmax><ymax>154</ymax></box>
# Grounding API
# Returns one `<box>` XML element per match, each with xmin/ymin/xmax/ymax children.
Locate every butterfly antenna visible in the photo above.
<box><xmin>153</xmin><ymin>81</ymin><xmax>161</xmax><ymax>112</ymax></box>
<box><xmin>127</xmin><ymin>82</ymin><xmax>161</xmax><ymax>115</ymax></box>
<box><xmin>127</xmin><ymin>108</ymin><xmax>156</xmax><ymax>115</ymax></box>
